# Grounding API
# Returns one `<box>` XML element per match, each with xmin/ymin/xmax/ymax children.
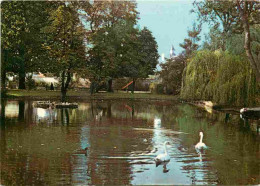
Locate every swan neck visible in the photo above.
<box><xmin>164</xmin><ymin>143</ymin><xmax>168</xmax><ymax>155</ymax></box>
<box><xmin>199</xmin><ymin>134</ymin><xmax>203</xmax><ymax>143</ymax></box>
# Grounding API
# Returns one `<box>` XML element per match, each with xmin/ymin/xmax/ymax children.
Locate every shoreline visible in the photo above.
<box><xmin>2</xmin><ymin>90</ymin><xmax>259</xmax><ymax>120</ymax></box>
<box><xmin>2</xmin><ymin>90</ymin><xmax>258</xmax><ymax>111</ymax></box>
<box><xmin>1</xmin><ymin>89</ymin><xmax>180</xmax><ymax>101</ymax></box>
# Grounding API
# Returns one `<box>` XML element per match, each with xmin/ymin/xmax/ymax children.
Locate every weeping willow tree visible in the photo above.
<box><xmin>181</xmin><ymin>50</ymin><xmax>259</xmax><ymax>106</ymax></box>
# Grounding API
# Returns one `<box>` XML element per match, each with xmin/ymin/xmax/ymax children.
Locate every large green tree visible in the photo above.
<box><xmin>42</xmin><ymin>2</ymin><xmax>86</xmax><ymax>102</ymax></box>
<box><xmin>87</xmin><ymin>21</ymin><xmax>134</xmax><ymax>93</ymax></box>
<box><xmin>130</xmin><ymin>27</ymin><xmax>159</xmax><ymax>92</ymax></box>
<box><xmin>1</xmin><ymin>1</ymin><xmax>51</xmax><ymax>90</ymax></box>
<box><xmin>115</xmin><ymin>26</ymin><xmax>159</xmax><ymax>93</ymax></box>
<box><xmin>82</xmin><ymin>0</ymin><xmax>139</xmax><ymax>92</ymax></box>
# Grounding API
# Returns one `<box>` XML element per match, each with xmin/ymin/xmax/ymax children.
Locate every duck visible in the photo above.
<box><xmin>75</xmin><ymin>147</ymin><xmax>88</xmax><ymax>156</ymax></box>
<box><xmin>154</xmin><ymin>141</ymin><xmax>171</xmax><ymax>165</ymax></box>
<box><xmin>195</xmin><ymin>132</ymin><xmax>207</xmax><ymax>150</ymax></box>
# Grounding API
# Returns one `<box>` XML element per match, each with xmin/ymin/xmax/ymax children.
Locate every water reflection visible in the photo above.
<box><xmin>0</xmin><ymin>100</ymin><xmax>259</xmax><ymax>185</ymax></box>
<box><xmin>5</xmin><ymin>101</ymin><xmax>19</xmax><ymax>117</ymax></box>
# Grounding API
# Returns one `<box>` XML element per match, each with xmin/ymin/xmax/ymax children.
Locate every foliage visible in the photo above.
<box><xmin>80</xmin><ymin>0</ymin><xmax>138</xmax><ymax>34</ymax></box>
<box><xmin>226</xmin><ymin>25</ymin><xmax>260</xmax><ymax>56</ymax></box>
<box><xmin>181</xmin><ymin>50</ymin><xmax>259</xmax><ymax>106</ymax></box>
<box><xmin>193</xmin><ymin>0</ymin><xmax>260</xmax><ymax>82</ymax></box>
<box><xmin>113</xmin><ymin>78</ymin><xmax>128</xmax><ymax>91</ymax></box>
<box><xmin>87</xmin><ymin>21</ymin><xmax>137</xmax><ymax>80</ymax></box>
<box><xmin>42</xmin><ymin>2</ymin><xmax>86</xmax><ymax>101</ymax></box>
<box><xmin>160</xmin><ymin>55</ymin><xmax>185</xmax><ymax>94</ymax></box>
<box><xmin>179</xmin><ymin>23</ymin><xmax>201</xmax><ymax>58</ymax></box>
<box><xmin>1</xmin><ymin>1</ymin><xmax>53</xmax><ymax>89</ymax></box>
<box><xmin>156</xmin><ymin>84</ymin><xmax>164</xmax><ymax>94</ymax></box>
<box><xmin>84</xmin><ymin>1</ymin><xmax>158</xmax><ymax>92</ymax></box>
<box><xmin>202</xmin><ymin>25</ymin><xmax>225</xmax><ymax>51</ymax></box>
<box><xmin>25</xmin><ymin>75</ymin><xmax>36</xmax><ymax>90</ymax></box>
<box><xmin>119</xmin><ymin>26</ymin><xmax>159</xmax><ymax>79</ymax></box>
<box><xmin>82</xmin><ymin>1</ymin><xmax>139</xmax><ymax>86</ymax></box>
<box><xmin>137</xmin><ymin>27</ymin><xmax>159</xmax><ymax>77</ymax></box>
<box><xmin>193</xmin><ymin>0</ymin><xmax>259</xmax><ymax>34</ymax></box>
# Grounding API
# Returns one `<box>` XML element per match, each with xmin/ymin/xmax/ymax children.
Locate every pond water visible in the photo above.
<box><xmin>0</xmin><ymin>99</ymin><xmax>259</xmax><ymax>185</ymax></box>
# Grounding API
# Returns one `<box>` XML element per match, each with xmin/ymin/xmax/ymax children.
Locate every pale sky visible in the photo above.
<box><xmin>136</xmin><ymin>0</ymin><xmax>201</xmax><ymax>63</ymax></box>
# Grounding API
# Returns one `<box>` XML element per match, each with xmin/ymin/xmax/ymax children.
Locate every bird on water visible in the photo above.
<box><xmin>154</xmin><ymin>141</ymin><xmax>171</xmax><ymax>166</ymax></box>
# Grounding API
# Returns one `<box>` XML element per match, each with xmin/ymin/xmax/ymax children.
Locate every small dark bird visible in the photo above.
<box><xmin>76</xmin><ymin>147</ymin><xmax>88</xmax><ymax>156</ymax></box>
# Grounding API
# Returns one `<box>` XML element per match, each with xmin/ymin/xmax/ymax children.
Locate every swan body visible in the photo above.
<box><xmin>195</xmin><ymin>132</ymin><xmax>207</xmax><ymax>150</ymax></box>
<box><xmin>155</xmin><ymin>141</ymin><xmax>171</xmax><ymax>163</ymax></box>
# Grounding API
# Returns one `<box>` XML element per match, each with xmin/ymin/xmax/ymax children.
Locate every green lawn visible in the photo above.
<box><xmin>4</xmin><ymin>89</ymin><xmax>179</xmax><ymax>101</ymax></box>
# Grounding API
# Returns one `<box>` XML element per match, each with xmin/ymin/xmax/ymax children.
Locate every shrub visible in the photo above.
<box><xmin>26</xmin><ymin>75</ymin><xmax>36</xmax><ymax>90</ymax></box>
<box><xmin>156</xmin><ymin>84</ymin><xmax>164</xmax><ymax>94</ymax></box>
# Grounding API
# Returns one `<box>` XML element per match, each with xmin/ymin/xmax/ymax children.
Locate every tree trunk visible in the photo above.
<box><xmin>1</xmin><ymin>68</ymin><xmax>6</xmax><ymax>92</ymax></box>
<box><xmin>90</xmin><ymin>81</ymin><xmax>95</xmax><ymax>95</ymax></box>
<box><xmin>61</xmin><ymin>70</ymin><xmax>71</xmax><ymax>102</ymax></box>
<box><xmin>18</xmin><ymin>47</ymin><xmax>26</xmax><ymax>89</ymax></box>
<box><xmin>237</xmin><ymin>1</ymin><xmax>260</xmax><ymax>83</ymax></box>
<box><xmin>61</xmin><ymin>71</ymin><xmax>67</xmax><ymax>102</ymax></box>
<box><xmin>1</xmin><ymin>49</ymin><xmax>7</xmax><ymax>92</ymax></box>
<box><xmin>61</xmin><ymin>71</ymin><xmax>66</xmax><ymax>102</ymax></box>
<box><xmin>19</xmin><ymin>71</ymin><xmax>26</xmax><ymax>89</ymax></box>
<box><xmin>131</xmin><ymin>78</ymin><xmax>136</xmax><ymax>94</ymax></box>
<box><xmin>18</xmin><ymin>64</ymin><xmax>25</xmax><ymax>89</ymax></box>
<box><xmin>107</xmin><ymin>79</ymin><xmax>113</xmax><ymax>92</ymax></box>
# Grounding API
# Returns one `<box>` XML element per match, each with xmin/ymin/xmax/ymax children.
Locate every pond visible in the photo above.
<box><xmin>0</xmin><ymin>99</ymin><xmax>259</xmax><ymax>185</ymax></box>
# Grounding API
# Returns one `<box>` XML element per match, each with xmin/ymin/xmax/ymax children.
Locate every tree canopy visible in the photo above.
<box><xmin>1</xmin><ymin>1</ymin><xmax>52</xmax><ymax>89</ymax></box>
<box><xmin>42</xmin><ymin>2</ymin><xmax>86</xmax><ymax>101</ymax></box>
<box><xmin>1</xmin><ymin>0</ymin><xmax>159</xmax><ymax>98</ymax></box>
<box><xmin>193</xmin><ymin>0</ymin><xmax>260</xmax><ymax>82</ymax></box>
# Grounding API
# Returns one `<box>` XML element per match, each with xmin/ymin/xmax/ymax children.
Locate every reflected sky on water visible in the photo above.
<box><xmin>0</xmin><ymin>100</ymin><xmax>259</xmax><ymax>185</ymax></box>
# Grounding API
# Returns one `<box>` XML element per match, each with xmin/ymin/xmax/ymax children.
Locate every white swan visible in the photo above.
<box><xmin>154</xmin><ymin>141</ymin><xmax>171</xmax><ymax>164</ymax></box>
<box><xmin>195</xmin><ymin>132</ymin><xmax>207</xmax><ymax>150</ymax></box>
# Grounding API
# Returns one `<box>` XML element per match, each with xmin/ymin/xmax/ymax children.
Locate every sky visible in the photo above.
<box><xmin>136</xmin><ymin>0</ymin><xmax>200</xmax><ymax>63</ymax></box>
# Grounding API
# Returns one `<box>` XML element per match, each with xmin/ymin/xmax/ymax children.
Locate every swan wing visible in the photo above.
<box><xmin>155</xmin><ymin>153</ymin><xmax>170</xmax><ymax>162</ymax></box>
<box><xmin>155</xmin><ymin>153</ymin><xmax>165</xmax><ymax>161</ymax></box>
<box><xmin>195</xmin><ymin>142</ymin><xmax>208</xmax><ymax>150</ymax></box>
<box><xmin>202</xmin><ymin>143</ymin><xmax>208</xmax><ymax>149</ymax></box>
<box><xmin>195</xmin><ymin>143</ymin><xmax>201</xmax><ymax>149</ymax></box>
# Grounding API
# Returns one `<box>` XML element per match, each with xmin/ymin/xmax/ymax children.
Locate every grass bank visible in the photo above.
<box><xmin>3</xmin><ymin>89</ymin><xmax>179</xmax><ymax>101</ymax></box>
